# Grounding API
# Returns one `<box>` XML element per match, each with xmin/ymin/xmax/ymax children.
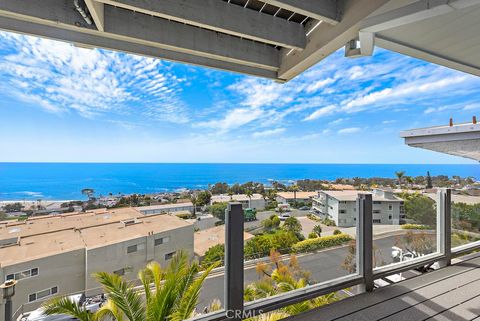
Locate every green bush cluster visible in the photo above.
<box><xmin>307</xmin><ymin>213</ymin><xmax>321</xmax><ymax>222</ymax></box>
<box><xmin>292</xmin><ymin>234</ymin><xmax>353</xmax><ymax>253</ymax></box>
<box><xmin>333</xmin><ymin>229</ymin><xmax>342</xmax><ymax>235</ymax></box>
<box><xmin>401</xmin><ymin>223</ymin><xmax>430</xmax><ymax>230</ymax></box>
<box><xmin>322</xmin><ymin>218</ymin><xmax>336</xmax><ymax>226</ymax></box>
<box><xmin>244</xmin><ymin>230</ymin><xmax>300</xmax><ymax>259</ymax></box>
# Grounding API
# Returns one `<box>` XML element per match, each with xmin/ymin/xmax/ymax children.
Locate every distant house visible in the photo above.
<box><xmin>210</xmin><ymin>194</ymin><xmax>265</xmax><ymax>210</ymax></box>
<box><xmin>276</xmin><ymin>191</ymin><xmax>318</xmax><ymax>204</ymax></box>
<box><xmin>312</xmin><ymin>189</ymin><xmax>405</xmax><ymax>227</ymax></box>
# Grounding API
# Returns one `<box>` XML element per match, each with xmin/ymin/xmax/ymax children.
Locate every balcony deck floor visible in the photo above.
<box><xmin>285</xmin><ymin>254</ymin><xmax>480</xmax><ymax>321</ymax></box>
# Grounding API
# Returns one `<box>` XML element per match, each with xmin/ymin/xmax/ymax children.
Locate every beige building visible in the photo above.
<box><xmin>276</xmin><ymin>191</ymin><xmax>318</xmax><ymax>204</ymax></box>
<box><xmin>210</xmin><ymin>194</ymin><xmax>265</xmax><ymax>210</ymax></box>
<box><xmin>0</xmin><ymin>208</ymin><xmax>194</xmax><ymax>317</ymax></box>
<box><xmin>312</xmin><ymin>189</ymin><xmax>405</xmax><ymax>227</ymax></box>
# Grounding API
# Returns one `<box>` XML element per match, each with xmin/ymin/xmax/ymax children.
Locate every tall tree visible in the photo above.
<box><xmin>395</xmin><ymin>171</ymin><xmax>406</xmax><ymax>188</ymax></box>
<box><xmin>245</xmin><ymin>189</ymin><xmax>253</xmax><ymax>208</ymax></box>
<box><xmin>426</xmin><ymin>171</ymin><xmax>433</xmax><ymax>189</ymax></box>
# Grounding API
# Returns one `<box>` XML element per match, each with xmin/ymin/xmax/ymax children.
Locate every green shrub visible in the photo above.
<box><xmin>244</xmin><ymin>230</ymin><xmax>300</xmax><ymax>259</ymax></box>
<box><xmin>401</xmin><ymin>223</ymin><xmax>430</xmax><ymax>230</ymax></box>
<box><xmin>307</xmin><ymin>214</ymin><xmax>321</xmax><ymax>222</ymax></box>
<box><xmin>308</xmin><ymin>232</ymin><xmax>318</xmax><ymax>239</ymax></box>
<box><xmin>333</xmin><ymin>229</ymin><xmax>342</xmax><ymax>235</ymax></box>
<box><xmin>292</xmin><ymin>234</ymin><xmax>353</xmax><ymax>253</ymax></box>
<box><xmin>202</xmin><ymin>244</ymin><xmax>224</xmax><ymax>268</ymax></box>
<box><xmin>322</xmin><ymin>218</ymin><xmax>336</xmax><ymax>226</ymax></box>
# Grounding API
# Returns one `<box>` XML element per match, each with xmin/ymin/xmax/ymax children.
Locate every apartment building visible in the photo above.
<box><xmin>0</xmin><ymin>208</ymin><xmax>194</xmax><ymax>317</ymax></box>
<box><xmin>312</xmin><ymin>189</ymin><xmax>405</xmax><ymax>227</ymax></box>
<box><xmin>135</xmin><ymin>202</ymin><xmax>194</xmax><ymax>215</ymax></box>
<box><xmin>210</xmin><ymin>193</ymin><xmax>266</xmax><ymax>210</ymax></box>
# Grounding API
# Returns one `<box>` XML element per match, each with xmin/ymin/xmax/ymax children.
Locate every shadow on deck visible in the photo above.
<box><xmin>285</xmin><ymin>254</ymin><xmax>480</xmax><ymax>321</ymax></box>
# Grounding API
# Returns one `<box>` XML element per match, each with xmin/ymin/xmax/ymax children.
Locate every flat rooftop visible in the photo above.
<box><xmin>319</xmin><ymin>190</ymin><xmax>403</xmax><ymax>202</ymax></box>
<box><xmin>211</xmin><ymin>194</ymin><xmax>264</xmax><ymax>203</ymax></box>
<box><xmin>135</xmin><ymin>202</ymin><xmax>194</xmax><ymax>212</ymax></box>
<box><xmin>0</xmin><ymin>208</ymin><xmax>139</xmax><ymax>239</ymax></box>
<box><xmin>0</xmin><ymin>208</ymin><xmax>192</xmax><ymax>266</ymax></box>
<box><xmin>194</xmin><ymin>225</ymin><xmax>254</xmax><ymax>257</ymax></box>
<box><xmin>277</xmin><ymin>191</ymin><xmax>319</xmax><ymax>200</ymax></box>
<box><xmin>400</xmin><ymin>122</ymin><xmax>480</xmax><ymax>161</ymax></box>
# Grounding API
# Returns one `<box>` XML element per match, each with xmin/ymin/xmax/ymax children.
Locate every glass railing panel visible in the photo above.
<box><xmin>373</xmin><ymin>191</ymin><xmax>438</xmax><ymax>270</ymax></box>
<box><xmin>241</xmin><ymin>203</ymin><xmax>357</xmax><ymax>318</ymax></box>
<box><xmin>451</xmin><ymin>189</ymin><xmax>480</xmax><ymax>249</ymax></box>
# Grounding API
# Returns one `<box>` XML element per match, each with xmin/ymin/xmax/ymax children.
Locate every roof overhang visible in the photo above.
<box><xmin>0</xmin><ymin>0</ymin><xmax>479</xmax><ymax>82</ymax></box>
<box><xmin>400</xmin><ymin>122</ymin><xmax>480</xmax><ymax>161</ymax></box>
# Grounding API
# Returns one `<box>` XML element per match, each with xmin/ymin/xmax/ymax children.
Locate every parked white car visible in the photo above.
<box><xmin>278</xmin><ymin>213</ymin><xmax>291</xmax><ymax>221</ymax></box>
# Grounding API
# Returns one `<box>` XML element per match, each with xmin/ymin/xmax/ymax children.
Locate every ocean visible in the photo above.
<box><xmin>0</xmin><ymin>163</ymin><xmax>478</xmax><ymax>200</ymax></box>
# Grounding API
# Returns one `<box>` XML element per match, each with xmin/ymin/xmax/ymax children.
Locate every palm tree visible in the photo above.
<box><xmin>405</xmin><ymin>176</ymin><xmax>414</xmax><ymax>188</ymax></box>
<box><xmin>245</xmin><ymin>189</ymin><xmax>253</xmax><ymax>208</ymax></box>
<box><xmin>312</xmin><ymin>225</ymin><xmax>322</xmax><ymax>237</ymax></box>
<box><xmin>189</xmin><ymin>194</ymin><xmax>198</xmax><ymax>216</ymax></box>
<box><xmin>395</xmin><ymin>171</ymin><xmax>405</xmax><ymax>188</ymax></box>
<box><xmin>44</xmin><ymin>252</ymin><xmax>218</xmax><ymax>321</ymax></box>
<box><xmin>290</xmin><ymin>185</ymin><xmax>299</xmax><ymax>202</ymax></box>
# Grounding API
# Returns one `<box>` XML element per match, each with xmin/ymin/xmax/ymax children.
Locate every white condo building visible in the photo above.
<box><xmin>312</xmin><ymin>189</ymin><xmax>405</xmax><ymax>227</ymax></box>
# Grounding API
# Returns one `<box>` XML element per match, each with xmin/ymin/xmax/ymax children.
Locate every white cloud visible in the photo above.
<box><xmin>305</xmin><ymin>78</ymin><xmax>335</xmax><ymax>93</ymax></box>
<box><xmin>252</xmin><ymin>128</ymin><xmax>286</xmax><ymax>138</ymax></box>
<box><xmin>464</xmin><ymin>103</ymin><xmax>480</xmax><ymax>111</ymax></box>
<box><xmin>338</xmin><ymin>127</ymin><xmax>361</xmax><ymax>134</ymax></box>
<box><xmin>197</xmin><ymin>107</ymin><xmax>264</xmax><ymax>132</ymax></box>
<box><xmin>303</xmin><ymin>105</ymin><xmax>336</xmax><ymax>121</ymax></box>
<box><xmin>0</xmin><ymin>32</ymin><xmax>189</xmax><ymax>123</ymax></box>
<box><xmin>382</xmin><ymin>120</ymin><xmax>396</xmax><ymax>124</ymax></box>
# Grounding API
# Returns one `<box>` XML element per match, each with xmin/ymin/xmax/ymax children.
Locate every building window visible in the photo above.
<box><xmin>388</xmin><ymin>204</ymin><xmax>393</xmax><ymax>211</ymax></box>
<box><xmin>389</xmin><ymin>215</ymin><xmax>392</xmax><ymax>220</ymax></box>
<box><xmin>154</xmin><ymin>236</ymin><xmax>170</xmax><ymax>246</ymax></box>
<box><xmin>373</xmin><ymin>210</ymin><xmax>381</xmax><ymax>214</ymax></box>
<box><xmin>373</xmin><ymin>219</ymin><xmax>381</xmax><ymax>223</ymax></box>
<box><xmin>339</xmin><ymin>210</ymin><xmax>346</xmax><ymax>214</ymax></box>
<box><xmin>127</xmin><ymin>245</ymin><xmax>137</xmax><ymax>254</ymax></box>
<box><xmin>28</xmin><ymin>286</ymin><xmax>58</xmax><ymax>303</ymax></box>
<box><xmin>5</xmin><ymin>268</ymin><xmax>39</xmax><ymax>281</ymax></box>
<box><xmin>373</xmin><ymin>201</ymin><xmax>381</xmax><ymax>205</ymax></box>
<box><xmin>165</xmin><ymin>252</ymin><xmax>176</xmax><ymax>260</ymax></box>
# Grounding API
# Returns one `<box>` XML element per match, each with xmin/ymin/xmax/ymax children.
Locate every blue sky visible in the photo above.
<box><xmin>0</xmin><ymin>31</ymin><xmax>479</xmax><ymax>164</ymax></box>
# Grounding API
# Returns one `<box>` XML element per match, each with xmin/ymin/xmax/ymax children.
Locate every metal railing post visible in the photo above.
<box><xmin>225</xmin><ymin>203</ymin><xmax>244</xmax><ymax>320</ymax></box>
<box><xmin>357</xmin><ymin>194</ymin><xmax>373</xmax><ymax>293</ymax></box>
<box><xmin>437</xmin><ymin>188</ymin><xmax>452</xmax><ymax>267</ymax></box>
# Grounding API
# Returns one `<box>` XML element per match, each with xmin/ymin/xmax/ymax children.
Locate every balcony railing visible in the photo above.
<box><xmin>190</xmin><ymin>188</ymin><xmax>480</xmax><ymax>321</ymax></box>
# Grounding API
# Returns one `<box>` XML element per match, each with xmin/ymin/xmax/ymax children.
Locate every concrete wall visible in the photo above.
<box><xmin>0</xmin><ymin>249</ymin><xmax>85</xmax><ymax>318</ymax></box>
<box><xmin>86</xmin><ymin>224</ymin><xmax>194</xmax><ymax>296</ymax></box>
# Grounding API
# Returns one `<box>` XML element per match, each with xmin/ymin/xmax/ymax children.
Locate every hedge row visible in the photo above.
<box><xmin>292</xmin><ymin>233</ymin><xmax>353</xmax><ymax>253</ymax></box>
<box><xmin>401</xmin><ymin>223</ymin><xmax>431</xmax><ymax>230</ymax></box>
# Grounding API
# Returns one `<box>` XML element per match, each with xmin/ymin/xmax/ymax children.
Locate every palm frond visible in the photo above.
<box><xmin>94</xmin><ymin>272</ymin><xmax>145</xmax><ymax>321</ymax></box>
<box><xmin>169</xmin><ymin>262</ymin><xmax>218</xmax><ymax>321</ymax></box>
<box><xmin>94</xmin><ymin>299</ymin><xmax>125</xmax><ymax>321</ymax></box>
<box><xmin>43</xmin><ymin>296</ymin><xmax>93</xmax><ymax>321</ymax></box>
